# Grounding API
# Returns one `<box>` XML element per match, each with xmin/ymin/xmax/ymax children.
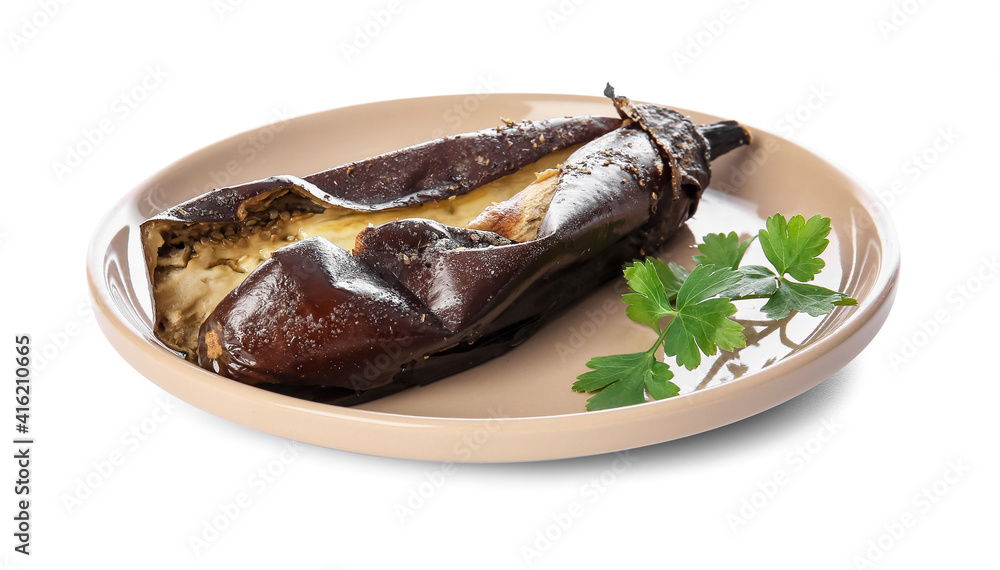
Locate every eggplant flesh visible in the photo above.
<box><xmin>187</xmin><ymin>95</ymin><xmax>750</xmax><ymax>404</ymax></box>
<box><xmin>141</xmin><ymin>115</ymin><xmax>621</xmax><ymax>357</ymax></box>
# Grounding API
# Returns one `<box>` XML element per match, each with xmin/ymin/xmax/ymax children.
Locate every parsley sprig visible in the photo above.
<box><xmin>572</xmin><ymin>213</ymin><xmax>857</xmax><ymax>411</ymax></box>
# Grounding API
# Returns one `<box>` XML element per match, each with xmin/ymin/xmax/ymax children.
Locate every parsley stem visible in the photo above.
<box><xmin>647</xmin><ymin>320</ymin><xmax>674</xmax><ymax>355</ymax></box>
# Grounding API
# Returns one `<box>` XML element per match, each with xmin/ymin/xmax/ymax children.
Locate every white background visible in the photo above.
<box><xmin>3</xmin><ymin>0</ymin><xmax>997</xmax><ymax>568</ymax></box>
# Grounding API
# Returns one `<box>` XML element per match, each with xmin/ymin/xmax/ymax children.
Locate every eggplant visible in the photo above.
<box><xmin>142</xmin><ymin>88</ymin><xmax>750</xmax><ymax>405</ymax></box>
<box><xmin>141</xmin><ymin>114</ymin><xmax>621</xmax><ymax>357</ymax></box>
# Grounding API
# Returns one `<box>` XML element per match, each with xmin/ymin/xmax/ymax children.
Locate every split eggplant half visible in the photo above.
<box><xmin>140</xmin><ymin>87</ymin><xmax>750</xmax><ymax>405</ymax></box>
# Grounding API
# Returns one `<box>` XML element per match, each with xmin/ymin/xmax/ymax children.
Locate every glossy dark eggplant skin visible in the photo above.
<box><xmin>140</xmin><ymin>115</ymin><xmax>622</xmax><ymax>356</ymax></box>
<box><xmin>142</xmin><ymin>115</ymin><xmax>622</xmax><ymax>225</ymax></box>
<box><xmin>196</xmin><ymin>95</ymin><xmax>751</xmax><ymax>404</ymax></box>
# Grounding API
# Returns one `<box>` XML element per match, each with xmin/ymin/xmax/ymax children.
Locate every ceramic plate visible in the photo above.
<box><xmin>86</xmin><ymin>93</ymin><xmax>899</xmax><ymax>462</ymax></box>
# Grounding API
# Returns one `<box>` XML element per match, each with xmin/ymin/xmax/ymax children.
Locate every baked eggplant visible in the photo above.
<box><xmin>142</xmin><ymin>114</ymin><xmax>621</xmax><ymax>357</ymax></box>
<box><xmin>141</xmin><ymin>88</ymin><xmax>750</xmax><ymax>405</ymax></box>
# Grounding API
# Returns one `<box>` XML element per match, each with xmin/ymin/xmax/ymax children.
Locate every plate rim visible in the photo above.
<box><xmin>86</xmin><ymin>92</ymin><xmax>901</xmax><ymax>462</ymax></box>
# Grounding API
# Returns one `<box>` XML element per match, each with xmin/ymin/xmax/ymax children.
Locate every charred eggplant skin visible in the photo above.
<box><xmin>194</xmin><ymin>93</ymin><xmax>751</xmax><ymax>403</ymax></box>
<box><xmin>142</xmin><ymin>115</ymin><xmax>622</xmax><ymax>226</ymax></box>
<box><xmin>141</xmin><ymin>115</ymin><xmax>621</xmax><ymax>356</ymax></box>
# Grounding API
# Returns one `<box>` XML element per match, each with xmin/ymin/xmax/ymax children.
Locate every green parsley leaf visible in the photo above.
<box><xmin>661</xmin><ymin>265</ymin><xmax>746</xmax><ymax>369</ymax></box>
<box><xmin>693</xmin><ymin>231</ymin><xmax>755</xmax><ymax>269</ymax></box>
<box><xmin>758</xmin><ymin>214</ymin><xmax>831</xmax><ymax>282</ymax></box>
<box><xmin>761</xmin><ymin>278</ymin><xmax>859</xmax><ymax>320</ymax></box>
<box><xmin>674</xmin><ymin>264</ymin><xmax>742</xmax><ymax>306</ymax></box>
<box><xmin>622</xmin><ymin>258</ymin><xmax>677</xmax><ymax>330</ymax></box>
<box><xmin>717</xmin><ymin>265</ymin><xmax>778</xmax><ymax>299</ymax></box>
<box><xmin>660</xmin><ymin>261</ymin><xmax>690</xmax><ymax>302</ymax></box>
<box><xmin>573</xmin><ymin>213</ymin><xmax>858</xmax><ymax>412</ymax></box>
<box><xmin>572</xmin><ymin>352</ymin><xmax>677</xmax><ymax>411</ymax></box>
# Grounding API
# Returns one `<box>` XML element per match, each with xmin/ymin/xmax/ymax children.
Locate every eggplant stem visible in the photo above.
<box><xmin>698</xmin><ymin>120</ymin><xmax>752</xmax><ymax>161</ymax></box>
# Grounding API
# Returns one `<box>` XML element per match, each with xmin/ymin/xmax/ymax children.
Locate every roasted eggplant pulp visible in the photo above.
<box><xmin>141</xmin><ymin>95</ymin><xmax>750</xmax><ymax>405</ymax></box>
<box><xmin>142</xmin><ymin>115</ymin><xmax>621</xmax><ymax>357</ymax></box>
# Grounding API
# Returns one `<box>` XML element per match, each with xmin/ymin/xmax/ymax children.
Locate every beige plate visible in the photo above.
<box><xmin>87</xmin><ymin>93</ymin><xmax>900</xmax><ymax>462</ymax></box>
